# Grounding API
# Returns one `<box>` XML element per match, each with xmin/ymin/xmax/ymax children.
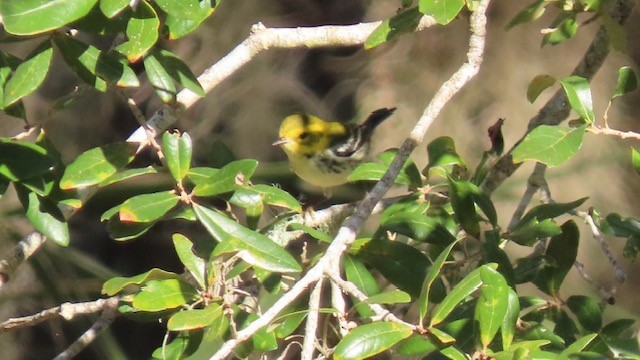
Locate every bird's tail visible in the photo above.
<box><xmin>359</xmin><ymin>107</ymin><xmax>397</xmax><ymax>140</ymax></box>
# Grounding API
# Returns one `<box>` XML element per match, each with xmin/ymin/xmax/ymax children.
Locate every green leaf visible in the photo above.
<box><xmin>242</xmin><ymin>313</ymin><xmax>278</xmax><ymax>351</ymax></box>
<box><xmin>193</xmin><ymin>203</ymin><xmax>301</xmax><ymax>273</ymax></box>
<box><xmin>192</xmin><ymin>160</ymin><xmax>258</xmax><ymax>197</ymax></box>
<box><xmin>167</xmin><ymin>304</ymin><xmax>223</xmax><ymax>331</ymax></box>
<box><xmin>448</xmin><ymin>177</ymin><xmax>480</xmax><ymax>237</ymax></box>
<box><xmin>154</xmin><ymin>49</ymin><xmax>205</xmax><ymax>97</ymax></box>
<box><xmin>397</xmin><ymin>335</ymin><xmax>437</xmax><ymax>356</ymax></box>
<box><xmin>364</xmin><ymin>290</ymin><xmax>412</xmax><ymax>306</ymax></box>
<box><xmin>144</xmin><ymin>51</ymin><xmax>177</xmax><ymax>102</ymax></box>
<box><xmin>16</xmin><ymin>186</ymin><xmax>69</xmax><ymax>246</ymax></box>
<box><xmin>60</xmin><ymin>143</ymin><xmax>134</xmax><ymax>189</ymax></box>
<box><xmin>102</xmin><ymin>268</ymin><xmax>181</xmax><ymax>295</ymax></box>
<box><xmin>519</xmin><ymin>197</ymin><xmax>587</xmax><ymax>224</ymax></box>
<box><xmin>105</xmin><ymin>214</ymin><xmax>155</xmax><ymax>241</ymax></box>
<box><xmin>559</xmin><ymin>76</ymin><xmax>595</xmax><ymax>123</ymax></box>
<box><xmin>1</xmin><ymin>0</ymin><xmax>99</xmax><ymax>35</ymax></box>
<box><xmin>419</xmin><ymin>239</ymin><xmax>458</xmax><ymax>324</ymax></box>
<box><xmin>164</xmin><ymin>1</ymin><xmax>215</xmax><ymax>40</ymax></box>
<box><xmin>172</xmin><ymin>233</ymin><xmax>206</xmax><ymax>290</ymax></box>
<box><xmin>54</xmin><ymin>35</ymin><xmax>139</xmax><ymax>91</ymax></box>
<box><xmin>357</xmin><ymin>238</ymin><xmax>431</xmax><ymax>298</ymax></box>
<box><xmin>512</xmin><ymin>125</ymin><xmax>586</xmax><ymax>167</ymax></box>
<box><xmin>3</xmin><ymin>44</ymin><xmax>53</xmax><ymax>107</ymax></box>
<box><xmin>99</xmin><ymin>0</ymin><xmax>129</xmax><ymax>18</ymax></box>
<box><xmin>598</xmin><ymin>213</ymin><xmax>640</xmax><ymax>238</ymax></box>
<box><xmin>287</xmin><ymin>223</ymin><xmax>332</xmax><ymax>243</ymax></box>
<box><xmin>379</xmin><ymin>212</ymin><xmax>456</xmax><ymax>246</ymax></box>
<box><xmin>99</xmin><ymin>166</ymin><xmax>157</xmax><ymax>187</ymax></box>
<box><xmin>151</xmin><ymin>331</ymin><xmax>203</xmax><ymax>360</ymax></box>
<box><xmin>508</xmin><ymin>218</ymin><xmax>562</xmax><ymax>246</ymax></box>
<box><xmin>502</xmin><ymin>288</ymin><xmax>520</xmax><ymax>350</ymax></box>
<box><xmin>348</xmin><ymin>149</ymin><xmax>422</xmax><ymax>187</ymax></box>
<box><xmin>542</xmin><ymin>15</ymin><xmax>578</xmax><ymax>46</ymax></box>
<box><xmin>430</xmin><ymin>263</ymin><xmax>498</xmax><ymax>326</ymax></box>
<box><xmin>558</xmin><ymin>333</ymin><xmax>598</xmax><ymax>359</ymax></box>
<box><xmin>119</xmin><ymin>191</ymin><xmax>180</xmax><ymax>223</ymax></box>
<box><xmin>0</xmin><ymin>139</ymin><xmax>54</xmax><ymax>181</ymax></box>
<box><xmin>632</xmin><ymin>148</ymin><xmax>640</xmax><ymax>176</ymax></box>
<box><xmin>534</xmin><ymin>220</ymin><xmax>579</xmax><ymax>295</ymax></box>
<box><xmin>419</xmin><ymin>0</ymin><xmax>465</xmax><ymax>25</ymax></box>
<box><xmin>365</xmin><ymin>7</ymin><xmax>423</xmax><ymax>49</ymax></box>
<box><xmin>566</xmin><ymin>295</ymin><xmax>602</xmax><ymax>332</ymax></box>
<box><xmin>115</xmin><ymin>1</ymin><xmax>159</xmax><ymax>62</ymax></box>
<box><xmin>425</xmin><ymin>136</ymin><xmax>466</xmax><ymax>178</ymax></box>
<box><xmin>334</xmin><ymin>322</ymin><xmax>413</xmax><ymax>360</ymax></box>
<box><xmin>505</xmin><ymin>0</ymin><xmax>547</xmax><ymax>29</ymax></box>
<box><xmin>613</xmin><ymin>66</ymin><xmax>637</xmax><ymax>98</ymax></box>
<box><xmin>207</xmin><ymin>140</ymin><xmax>236</xmax><ymax>168</ymax></box>
<box><xmin>162</xmin><ymin>132</ymin><xmax>192</xmax><ymax>182</ymax></box>
<box><xmin>155</xmin><ymin>0</ymin><xmax>203</xmax><ymax>20</ymax></box>
<box><xmin>475</xmin><ymin>266</ymin><xmax>509</xmax><ymax>348</ymax></box>
<box><xmin>344</xmin><ymin>254</ymin><xmax>380</xmax><ymax>317</ymax></box>
<box><xmin>232</xmin><ymin>184</ymin><xmax>301</xmax><ymax>212</ymax></box>
<box><xmin>132</xmin><ymin>278</ymin><xmax>198</xmax><ymax>311</ymax></box>
<box><xmin>527</xmin><ymin>74</ymin><xmax>556</xmax><ymax>103</ymax></box>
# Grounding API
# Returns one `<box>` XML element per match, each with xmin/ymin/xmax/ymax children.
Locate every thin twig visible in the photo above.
<box><xmin>507</xmin><ymin>163</ymin><xmax>547</xmax><ymax>231</ymax></box>
<box><xmin>52</xmin><ymin>297</ymin><xmax>120</xmax><ymax>360</ymax></box>
<box><xmin>301</xmin><ymin>279</ymin><xmax>323</xmax><ymax>360</ymax></box>
<box><xmin>587</xmin><ymin>125</ymin><xmax>640</xmax><ymax>141</ymax></box>
<box><xmin>209</xmin><ymin>2</ymin><xmax>489</xmax><ymax>357</ymax></box>
<box><xmin>330</xmin><ymin>279</ymin><xmax>349</xmax><ymax>337</ymax></box>
<box><xmin>574</xmin><ymin>261</ymin><xmax>615</xmax><ymax>304</ymax></box>
<box><xmin>0</xmin><ymin>232</ymin><xmax>47</xmax><ymax>289</ymax></box>
<box><xmin>0</xmin><ymin>297</ymin><xmax>119</xmax><ymax>332</ymax></box>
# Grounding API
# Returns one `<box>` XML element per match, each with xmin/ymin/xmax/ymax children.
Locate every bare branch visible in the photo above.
<box><xmin>0</xmin><ymin>297</ymin><xmax>119</xmax><ymax>332</ymax></box>
<box><xmin>301</xmin><ymin>280</ymin><xmax>323</xmax><ymax>360</ymax></box>
<box><xmin>209</xmin><ymin>2</ymin><xmax>489</xmax><ymax>358</ymax></box>
<box><xmin>587</xmin><ymin>125</ymin><xmax>640</xmax><ymax>141</ymax></box>
<box><xmin>507</xmin><ymin>163</ymin><xmax>547</xmax><ymax>231</ymax></box>
<box><xmin>52</xmin><ymin>297</ymin><xmax>120</xmax><ymax>360</ymax></box>
<box><xmin>0</xmin><ymin>232</ymin><xmax>46</xmax><ymax>289</ymax></box>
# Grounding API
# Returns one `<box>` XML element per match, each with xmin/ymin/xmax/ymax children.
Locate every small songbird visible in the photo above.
<box><xmin>273</xmin><ymin>108</ymin><xmax>396</xmax><ymax>188</ymax></box>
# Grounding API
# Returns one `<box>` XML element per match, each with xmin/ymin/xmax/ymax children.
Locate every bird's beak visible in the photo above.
<box><xmin>272</xmin><ymin>138</ymin><xmax>289</xmax><ymax>147</ymax></box>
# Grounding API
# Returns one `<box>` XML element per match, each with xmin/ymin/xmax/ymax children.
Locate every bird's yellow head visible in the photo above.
<box><xmin>273</xmin><ymin>114</ymin><xmax>347</xmax><ymax>157</ymax></box>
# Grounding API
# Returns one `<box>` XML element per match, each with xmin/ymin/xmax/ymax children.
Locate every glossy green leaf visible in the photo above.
<box><xmin>105</xmin><ymin>214</ymin><xmax>155</xmax><ymax>241</ymax></box>
<box><xmin>598</xmin><ymin>213</ymin><xmax>640</xmax><ymax>238</ymax></box>
<box><xmin>167</xmin><ymin>304</ymin><xmax>223</xmax><ymax>331</ymax></box>
<box><xmin>0</xmin><ymin>139</ymin><xmax>54</xmax><ymax>181</ymax></box>
<box><xmin>132</xmin><ymin>278</ymin><xmax>198</xmax><ymax>311</ymax></box>
<box><xmin>419</xmin><ymin>0</ymin><xmax>465</xmax><ymax>24</ymax></box>
<box><xmin>151</xmin><ymin>331</ymin><xmax>203</xmax><ymax>360</ymax></box>
<box><xmin>505</xmin><ymin>0</ymin><xmax>547</xmax><ymax>29</ymax></box>
<box><xmin>475</xmin><ymin>266</ymin><xmax>509</xmax><ymax>348</ymax></box>
<box><xmin>483</xmin><ymin>231</ymin><xmax>516</xmax><ymax>287</ymax></box>
<box><xmin>566</xmin><ymin>295</ymin><xmax>602</xmax><ymax>332</ymax></box>
<box><xmin>172</xmin><ymin>233</ymin><xmax>206</xmax><ymax>289</ymax></box>
<box><xmin>542</xmin><ymin>15</ymin><xmax>578</xmax><ymax>46</ymax></box>
<box><xmin>162</xmin><ymin>132</ymin><xmax>192</xmax><ymax>182</ymax></box>
<box><xmin>613</xmin><ymin>66</ymin><xmax>637</xmax><ymax>98</ymax></box>
<box><xmin>502</xmin><ymin>288</ymin><xmax>520</xmax><ymax>350</ymax></box>
<box><xmin>344</xmin><ymin>254</ymin><xmax>379</xmax><ymax>317</ymax></box>
<box><xmin>154</xmin><ymin>49</ymin><xmax>204</xmax><ymax>97</ymax></box>
<box><xmin>430</xmin><ymin>263</ymin><xmax>498</xmax><ymax>326</ymax></box>
<box><xmin>99</xmin><ymin>0</ymin><xmax>129</xmax><ymax>18</ymax></box>
<box><xmin>119</xmin><ymin>191</ymin><xmax>179</xmax><ymax>223</ymax></box>
<box><xmin>16</xmin><ymin>186</ymin><xmax>69</xmax><ymax>246</ymax></box>
<box><xmin>287</xmin><ymin>223</ymin><xmax>332</xmax><ymax>243</ymax></box>
<box><xmin>102</xmin><ymin>268</ymin><xmax>181</xmax><ymax>295</ymax></box>
<box><xmin>192</xmin><ymin>160</ymin><xmax>258</xmax><ymax>197</ymax></box>
<box><xmin>632</xmin><ymin>148</ymin><xmax>640</xmax><ymax>176</ymax></box>
<box><xmin>397</xmin><ymin>335</ymin><xmax>437</xmax><ymax>356</ymax></box>
<box><xmin>145</xmin><ymin>51</ymin><xmax>177</xmax><ymax>102</ymax></box>
<box><xmin>60</xmin><ymin>143</ymin><xmax>134</xmax><ymax>189</ymax></box>
<box><xmin>519</xmin><ymin>197</ymin><xmax>587</xmax><ymax>225</ymax></box>
<box><xmin>365</xmin><ymin>7</ymin><xmax>422</xmax><ymax>49</ymax></box>
<box><xmin>54</xmin><ymin>35</ymin><xmax>139</xmax><ymax>90</ymax></box>
<box><xmin>232</xmin><ymin>184</ymin><xmax>301</xmax><ymax>212</ymax></box>
<box><xmin>165</xmin><ymin>1</ymin><xmax>215</xmax><ymax>40</ymax></box>
<box><xmin>99</xmin><ymin>166</ymin><xmax>157</xmax><ymax>187</ymax></box>
<box><xmin>380</xmin><ymin>212</ymin><xmax>455</xmax><ymax>246</ymax></box>
<box><xmin>364</xmin><ymin>290</ymin><xmax>412</xmax><ymax>306</ymax></box>
<box><xmin>425</xmin><ymin>136</ymin><xmax>466</xmax><ymax>178</ymax></box>
<box><xmin>527</xmin><ymin>74</ymin><xmax>556</xmax><ymax>103</ymax></box>
<box><xmin>558</xmin><ymin>333</ymin><xmax>598</xmax><ymax>359</ymax></box>
<box><xmin>448</xmin><ymin>177</ymin><xmax>480</xmax><ymax>237</ymax></box>
<box><xmin>509</xmin><ymin>218</ymin><xmax>562</xmax><ymax>246</ymax></box>
<box><xmin>534</xmin><ymin>220</ymin><xmax>579</xmax><ymax>295</ymax></box>
<box><xmin>439</xmin><ymin>346</ymin><xmax>468</xmax><ymax>360</ymax></box>
<box><xmin>115</xmin><ymin>1</ymin><xmax>159</xmax><ymax>62</ymax></box>
<box><xmin>357</xmin><ymin>238</ymin><xmax>431</xmax><ymax>298</ymax></box>
<box><xmin>3</xmin><ymin>44</ymin><xmax>53</xmax><ymax>107</ymax></box>
<box><xmin>193</xmin><ymin>203</ymin><xmax>301</xmax><ymax>273</ymax></box>
<box><xmin>1</xmin><ymin>0</ymin><xmax>98</xmax><ymax>35</ymax></box>
<box><xmin>334</xmin><ymin>322</ymin><xmax>413</xmax><ymax>360</ymax></box>
<box><xmin>512</xmin><ymin>125</ymin><xmax>586</xmax><ymax>167</ymax></box>
<box><xmin>349</xmin><ymin>149</ymin><xmax>421</xmax><ymax>187</ymax></box>
<box><xmin>241</xmin><ymin>313</ymin><xmax>278</xmax><ymax>351</ymax></box>
<box><xmin>155</xmin><ymin>0</ymin><xmax>203</xmax><ymax>19</ymax></box>
<box><xmin>560</xmin><ymin>76</ymin><xmax>595</xmax><ymax>123</ymax></box>
<box><xmin>419</xmin><ymin>239</ymin><xmax>458</xmax><ymax>324</ymax></box>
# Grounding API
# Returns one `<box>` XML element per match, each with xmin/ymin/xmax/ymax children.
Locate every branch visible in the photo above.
<box><xmin>52</xmin><ymin>297</ymin><xmax>120</xmax><ymax>360</ymax></box>
<box><xmin>587</xmin><ymin>125</ymin><xmax>640</xmax><ymax>141</ymax></box>
<box><xmin>0</xmin><ymin>232</ymin><xmax>46</xmax><ymax>288</ymax></box>
<box><xmin>301</xmin><ymin>279</ymin><xmax>323</xmax><ymax>360</ymax></box>
<box><xmin>127</xmin><ymin>17</ymin><xmax>438</xmax><ymax>142</ymax></box>
<box><xmin>481</xmin><ymin>0</ymin><xmax>636</xmax><ymax>195</ymax></box>
<box><xmin>507</xmin><ymin>163</ymin><xmax>547</xmax><ymax>231</ymax></box>
<box><xmin>0</xmin><ymin>297</ymin><xmax>119</xmax><ymax>332</ymax></box>
<box><xmin>209</xmin><ymin>1</ymin><xmax>490</xmax><ymax>358</ymax></box>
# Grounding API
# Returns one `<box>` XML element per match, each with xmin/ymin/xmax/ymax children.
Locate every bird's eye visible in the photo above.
<box><xmin>299</xmin><ymin>132</ymin><xmax>310</xmax><ymax>140</ymax></box>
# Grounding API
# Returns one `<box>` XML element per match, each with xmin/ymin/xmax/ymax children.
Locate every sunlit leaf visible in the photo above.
<box><xmin>334</xmin><ymin>322</ymin><xmax>413</xmax><ymax>360</ymax></box>
<box><xmin>1</xmin><ymin>0</ymin><xmax>98</xmax><ymax>35</ymax></box>
<box><xmin>512</xmin><ymin>125</ymin><xmax>586</xmax><ymax>167</ymax></box>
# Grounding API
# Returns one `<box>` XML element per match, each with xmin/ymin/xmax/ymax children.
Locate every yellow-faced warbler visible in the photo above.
<box><xmin>273</xmin><ymin>108</ymin><xmax>396</xmax><ymax>187</ymax></box>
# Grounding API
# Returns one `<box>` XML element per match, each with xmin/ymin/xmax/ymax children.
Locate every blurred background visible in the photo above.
<box><xmin>1</xmin><ymin>0</ymin><xmax>640</xmax><ymax>358</ymax></box>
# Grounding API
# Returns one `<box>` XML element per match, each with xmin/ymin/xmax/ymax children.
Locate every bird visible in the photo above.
<box><xmin>273</xmin><ymin>107</ymin><xmax>396</xmax><ymax>188</ymax></box>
